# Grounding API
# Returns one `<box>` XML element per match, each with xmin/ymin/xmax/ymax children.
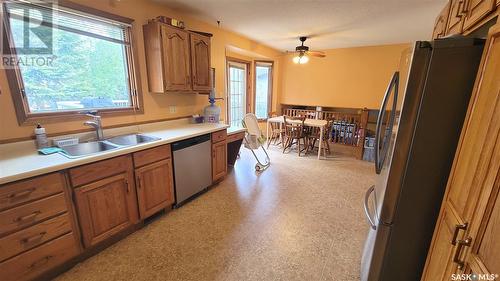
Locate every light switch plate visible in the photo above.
<box><xmin>169</xmin><ymin>105</ymin><xmax>176</xmax><ymax>113</ymax></box>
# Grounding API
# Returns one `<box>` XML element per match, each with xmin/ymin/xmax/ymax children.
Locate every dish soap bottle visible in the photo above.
<box><xmin>35</xmin><ymin>123</ymin><xmax>49</xmax><ymax>148</ymax></box>
<box><xmin>204</xmin><ymin>89</ymin><xmax>222</xmax><ymax>123</ymax></box>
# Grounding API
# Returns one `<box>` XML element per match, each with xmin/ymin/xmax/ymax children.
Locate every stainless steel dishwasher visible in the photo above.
<box><xmin>171</xmin><ymin>134</ymin><xmax>212</xmax><ymax>206</ymax></box>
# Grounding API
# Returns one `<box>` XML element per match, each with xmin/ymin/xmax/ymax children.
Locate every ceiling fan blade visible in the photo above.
<box><xmin>308</xmin><ymin>51</ymin><xmax>326</xmax><ymax>58</ymax></box>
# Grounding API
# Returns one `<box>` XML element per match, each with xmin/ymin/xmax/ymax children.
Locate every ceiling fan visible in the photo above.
<box><xmin>289</xmin><ymin>36</ymin><xmax>326</xmax><ymax>64</ymax></box>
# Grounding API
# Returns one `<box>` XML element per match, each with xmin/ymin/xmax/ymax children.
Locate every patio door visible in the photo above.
<box><xmin>227</xmin><ymin>61</ymin><xmax>248</xmax><ymax>127</ymax></box>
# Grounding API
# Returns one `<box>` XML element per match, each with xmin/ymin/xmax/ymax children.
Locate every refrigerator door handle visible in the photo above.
<box><xmin>364</xmin><ymin>185</ymin><xmax>377</xmax><ymax>230</ymax></box>
<box><xmin>375</xmin><ymin>72</ymin><xmax>399</xmax><ymax>174</ymax></box>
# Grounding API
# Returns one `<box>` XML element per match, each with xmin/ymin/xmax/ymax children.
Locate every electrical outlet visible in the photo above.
<box><xmin>169</xmin><ymin>105</ymin><xmax>176</xmax><ymax>113</ymax></box>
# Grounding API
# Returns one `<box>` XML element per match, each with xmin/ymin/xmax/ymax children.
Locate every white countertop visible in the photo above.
<box><xmin>0</xmin><ymin>120</ymin><xmax>238</xmax><ymax>185</ymax></box>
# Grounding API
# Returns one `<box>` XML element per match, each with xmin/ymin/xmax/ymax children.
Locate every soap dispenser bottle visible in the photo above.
<box><xmin>35</xmin><ymin>123</ymin><xmax>49</xmax><ymax>148</ymax></box>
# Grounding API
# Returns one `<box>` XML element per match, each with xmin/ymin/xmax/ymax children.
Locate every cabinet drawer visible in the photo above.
<box><xmin>0</xmin><ymin>193</ymin><xmax>67</xmax><ymax>236</ymax></box>
<box><xmin>133</xmin><ymin>144</ymin><xmax>171</xmax><ymax>167</ymax></box>
<box><xmin>226</xmin><ymin>132</ymin><xmax>245</xmax><ymax>144</ymax></box>
<box><xmin>0</xmin><ymin>173</ymin><xmax>65</xmax><ymax>211</ymax></box>
<box><xmin>0</xmin><ymin>232</ymin><xmax>78</xmax><ymax>281</ymax></box>
<box><xmin>0</xmin><ymin>213</ymin><xmax>71</xmax><ymax>262</ymax></box>
<box><xmin>211</xmin><ymin>130</ymin><xmax>227</xmax><ymax>144</ymax></box>
<box><xmin>69</xmin><ymin>155</ymin><xmax>132</xmax><ymax>187</ymax></box>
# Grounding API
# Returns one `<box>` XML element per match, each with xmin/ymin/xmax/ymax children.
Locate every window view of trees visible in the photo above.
<box><xmin>255</xmin><ymin>64</ymin><xmax>271</xmax><ymax>119</ymax></box>
<box><xmin>10</xmin><ymin>17</ymin><xmax>131</xmax><ymax>113</ymax></box>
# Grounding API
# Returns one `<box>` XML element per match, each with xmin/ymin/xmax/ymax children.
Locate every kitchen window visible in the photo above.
<box><xmin>1</xmin><ymin>1</ymin><xmax>140</xmax><ymax>124</ymax></box>
<box><xmin>254</xmin><ymin>61</ymin><xmax>273</xmax><ymax>119</ymax></box>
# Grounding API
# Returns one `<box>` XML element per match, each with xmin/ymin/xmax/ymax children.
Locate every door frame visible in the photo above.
<box><xmin>226</xmin><ymin>57</ymin><xmax>251</xmax><ymax>126</ymax></box>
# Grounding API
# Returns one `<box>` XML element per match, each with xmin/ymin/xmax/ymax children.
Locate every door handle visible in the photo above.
<box><xmin>451</xmin><ymin>223</ymin><xmax>468</xmax><ymax>245</ymax></box>
<box><xmin>375</xmin><ymin>72</ymin><xmax>399</xmax><ymax>174</ymax></box>
<box><xmin>363</xmin><ymin>185</ymin><xmax>377</xmax><ymax>230</ymax></box>
<box><xmin>453</xmin><ymin>237</ymin><xmax>472</xmax><ymax>270</ymax></box>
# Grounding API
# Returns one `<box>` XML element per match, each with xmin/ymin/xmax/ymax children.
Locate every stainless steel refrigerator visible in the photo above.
<box><xmin>360</xmin><ymin>37</ymin><xmax>485</xmax><ymax>281</ymax></box>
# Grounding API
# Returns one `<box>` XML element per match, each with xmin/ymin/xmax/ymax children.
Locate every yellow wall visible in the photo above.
<box><xmin>0</xmin><ymin>0</ymin><xmax>282</xmax><ymax>141</ymax></box>
<box><xmin>280</xmin><ymin>43</ymin><xmax>410</xmax><ymax>110</ymax></box>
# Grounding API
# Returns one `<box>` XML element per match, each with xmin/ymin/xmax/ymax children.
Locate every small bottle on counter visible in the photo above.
<box><xmin>35</xmin><ymin>123</ymin><xmax>49</xmax><ymax>148</ymax></box>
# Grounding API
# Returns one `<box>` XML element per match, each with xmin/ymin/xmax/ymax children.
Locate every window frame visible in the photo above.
<box><xmin>253</xmin><ymin>60</ymin><xmax>273</xmax><ymax>121</ymax></box>
<box><xmin>225</xmin><ymin>57</ymin><xmax>251</xmax><ymax>126</ymax></box>
<box><xmin>1</xmin><ymin>1</ymin><xmax>143</xmax><ymax>125</ymax></box>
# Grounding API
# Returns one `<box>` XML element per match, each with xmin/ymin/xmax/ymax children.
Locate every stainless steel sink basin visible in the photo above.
<box><xmin>106</xmin><ymin>134</ymin><xmax>160</xmax><ymax>146</ymax></box>
<box><xmin>61</xmin><ymin>141</ymin><xmax>118</xmax><ymax>157</ymax></box>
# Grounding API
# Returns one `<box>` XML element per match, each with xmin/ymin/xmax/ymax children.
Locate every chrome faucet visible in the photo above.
<box><xmin>83</xmin><ymin>111</ymin><xmax>104</xmax><ymax>141</ymax></box>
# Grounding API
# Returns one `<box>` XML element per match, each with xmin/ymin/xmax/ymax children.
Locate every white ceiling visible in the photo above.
<box><xmin>155</xmin><ymin>0</ymin><xmax>447</xmax><ymax>51</ymax></box>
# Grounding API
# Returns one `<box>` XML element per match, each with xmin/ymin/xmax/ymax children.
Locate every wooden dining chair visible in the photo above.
<box><xmin>282</xmin><ymin>115</ymin><xmax>308</xmax><ymax>156</ymax></box>
<box><xmin>267</xmin><ymin>111</ymin><xmax>285</xmax><ymax>148</ymax></box>
<box><xmin>307</xmin><ymin>117</ymin><xmax>334</xmax><ymax>156</ymax></box>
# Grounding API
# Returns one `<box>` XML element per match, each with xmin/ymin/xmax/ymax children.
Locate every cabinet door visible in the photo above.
<box><xmin>190</xmin><ymin>33</ymin><xmax>211</xmax><ymax>92</ymax></box>
<box><xmin>463</xmin><ymin>0</ymin><xmax>495</xmax><ymax>31</ymax></box>
<box><xmin>447</xmin><ymin>0</ymin><xmax>466</xmax><ymax>35</ymax></box>
<box><xmin>433</xmin><ymin>2</ymin><xmax>451</xmax><ymax>39</ymax></box>
<box><xmin>422</xmin><ymin>204</ymin><xmax>466</xmax><ymax>280</ymax></box>
<box><xmin>74</xmin><ymin>173</ymin><xmax>138</xmax><ymax>248</ymax></box>
<box><xmin>212</xmin><ymin>141</ymin><xmax>227</xmax><ymax>182</ymax></box>
<box><xmin>161</xmin><ymin>25</ymin><xmax>191</xmax><ymax>91</ymax></box>
<box><xmin>135</xmin><ymin>159</ymin><xmax>174</xmax><ymax>219</ymax></box>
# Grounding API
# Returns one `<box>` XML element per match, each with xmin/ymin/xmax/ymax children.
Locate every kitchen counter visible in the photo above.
<box><xmin>0</xmin><ymin>120</ymin><xmax>230</xmax><ymax>185</ymax></box>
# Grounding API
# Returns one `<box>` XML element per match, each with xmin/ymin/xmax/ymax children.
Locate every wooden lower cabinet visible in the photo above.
<box><xmin>0</xmin><ymin>233</ymin><xmax>78</xmax><ymax>281</ymax></box>
<box><xmin>74</xmin><ymin>173</ymin><xmax>138</xmax><ymax>248</ymax></box>
<box><xmin>422</xmin><ymin>24</ymin><xmax>500</xmax><ymax>280</ymax></box>
<box><xmin>135</xmin><ymin>159</ymin><xmax>174</xmax><ymax>219</ymax></box>
<box><xmin>212</xmin><ymin>138</ymin><xmax>227</xmax><ymax>182</ymax></box>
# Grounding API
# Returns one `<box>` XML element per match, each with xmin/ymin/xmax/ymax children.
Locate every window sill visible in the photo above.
<box><xmin>18</xmin><ymin>107</ymin><xmax>144</xmax><ymax>126</ymax></box>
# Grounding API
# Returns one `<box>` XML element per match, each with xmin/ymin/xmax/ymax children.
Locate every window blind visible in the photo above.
<box><xmin>5</xmin><ymin>1</ymin><xmax>131</xmax><ymax>45</ymax></box>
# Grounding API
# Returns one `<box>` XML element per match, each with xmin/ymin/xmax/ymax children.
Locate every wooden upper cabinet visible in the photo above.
<box><xmin>135</xmin><ymin>159</ymin><xmax>174</xmax><ymax>219</ymax></box>
<box><xmin>161</xmin><ymin>25</ymin><xmax>191</xmax><ymax>92</ymax></box>
<box><xmin>433</xmin><ymin>1</ymin><xmax>451</xmax><ymax>39</ymax></box>
<box><xmin>463</xmin><ymin>0</ymin><xmax>495</xmax><ymax>31</ymax></box>
<box><xmin>190</xmin><ymin>33</ymin><xmax>211</xmax><ymax>92</ymax></box>
<box><xmin>446</xmin><ymin>0</ymin><xmax>466</xmax><ymax>35</ymax></box>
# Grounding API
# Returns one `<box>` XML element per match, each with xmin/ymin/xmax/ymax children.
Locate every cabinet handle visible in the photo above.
<box><xmin>8</xmin><ymin>188</ymin><xmax>36</xmax><ymax>199</ymax></box>
<box><xmin>125</xmin><ymin>179</ymin><xmax>130</xmax><ymax>193</ymax></box>
<box><xmin>456</xmin><ymin>0</ymin><xmax>465</xmax><ymax>17</ymax></box>
<box><xmin>21</xmin><ymin>232</ymin><xmax>47</xmax><ymax>244</ymax></box>
<box><xmin>453</xmin><ymin>237</ymin><xmax>472</xmax><ymax>270</ymax></box>
<box><xmin>451</xmin><ymin>223</ymin><xmax>468</xmax><ymax>245</ymax></box>
<box><xmin>15</xmin><ymin>211</ymin><xmax>41</xmax><ymax>223</ymax></box>
<box><xmin>29</xmin><ymin>255</ymin><xmax>53</xmax><ymax>270</ymax></box>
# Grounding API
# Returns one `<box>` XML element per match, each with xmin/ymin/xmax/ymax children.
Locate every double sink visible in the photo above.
<box><xmin>60</xmin><ymin>134</ymin><xmax>160</xmax><ymax>158</ymax></box>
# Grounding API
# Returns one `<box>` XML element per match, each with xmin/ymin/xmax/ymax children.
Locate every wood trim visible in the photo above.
<box><xmin>0</xmin><ymin>115</ymin><xmax>192</xmax><ymax>144</ymax></box>
<box><xmin>463</xmin><ymin>9</ymin><xmax>499</xmax><ymax>35</ymax></box>
<box><xmin>254</xmin><ymin>60</ymin><xmax>274</xmax><ymax>120</ymax></box>
<box><xmin>1</xmin><ymin>2</ymin><xmax>143</xmax><ymax>126</ymax></box>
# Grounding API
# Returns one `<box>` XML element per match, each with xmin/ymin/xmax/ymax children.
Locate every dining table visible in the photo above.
<box><xmin>266</xmin><ymin>116</ymin><xmax>328</xmax><ymax>159</ymax></box>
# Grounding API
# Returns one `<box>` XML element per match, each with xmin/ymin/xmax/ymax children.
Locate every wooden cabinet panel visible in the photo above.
<box><xmin>497</xmin><ymin>0</ymin><xmax>500</xmax><ymax>6</ymax></box>
<box><xmin>161</xmin><ymin>25</ymin><xmax>191</xmax><ymax>91</ymax></box>
<box><xmin>212</xmin><ymin>129</ymin><xmax>227</xmax><ymax>144</ymax></box>
<box><xmin>433</xmin><ymin>1</ymin><xmax>451</xmax><ymax>39</ymax></box>
<box><xmin>0</xmin><ymin>213</ymin><xmax>71</xmax><ymax>262</ymax></box>
<box><xmin>212</xmin><ymin>141</ymin><xmax>227</xmax><ymax>182</ymax></box>
<box><xmin>135</xmin><ymin>159</ymin><xmax>174</xmax><ymax>219</ymax></box>
<box><xmin>447</xmin><ymin>0</ymin><xmax>466</xmax><ymax>35</ymax></box>
<box><xmin>0</xmin><ymin>193</ymin><xmax>66</xmax><ymax>236</ymax></box>
<box><xmin>422</xmin><ymin>205</ymin><xmax>464</xmax><ymax>280</ymax></box>
<box><xmin>0</xmin><ymin>233</ymin><xmax>78</xmax><ymax>281</ymax></box>
<box><xmin>190</xmin><ymin>33</ymin><xmax>211</xmax><ymax>92</ymax></box>
<box><xmin>133</xmin><ymin>144</ymin><xmax>171</xmax><ymax>168</ymax></box>
<box><xmin>74</xmin><ymin>173</ymin><xmax>138</xmax><ymax>248</ymax></box>
<box><xmin>423</xmin><ymin>24</ymin><xmax>500</xmax><ymax>280</ymax></box>
<box><xmin>69</xmin><ymin>155</ymin><xmax>131</xmax><ymax>187</ymax></box>
<box><xmin>0</xmin><ymin>173</ymin><xmax>64</xmax><ymax>211</ymax></box>
<box><xmin>463</xmin><ymin>0</ymin><xmax>495</xmax><ymax>31</ymax></box>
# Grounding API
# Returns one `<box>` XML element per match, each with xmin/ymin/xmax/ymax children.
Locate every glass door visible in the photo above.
<box><xmin>227</xmin><ymin>61</ymin><xmax>247</xmax><ymax>127</ymax></box>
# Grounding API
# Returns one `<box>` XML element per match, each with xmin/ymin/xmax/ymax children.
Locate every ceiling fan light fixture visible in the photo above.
<box><xmin>293</xmin><ymin>54</ymin><xmax>309</xmax><ymax>64</ymax></box>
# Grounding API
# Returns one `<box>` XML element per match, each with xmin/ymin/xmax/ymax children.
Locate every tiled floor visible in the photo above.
<box><xmin>56</xmin><ymin>146</ymin><xmax>375</xmax><ymax>281</ymax></box>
